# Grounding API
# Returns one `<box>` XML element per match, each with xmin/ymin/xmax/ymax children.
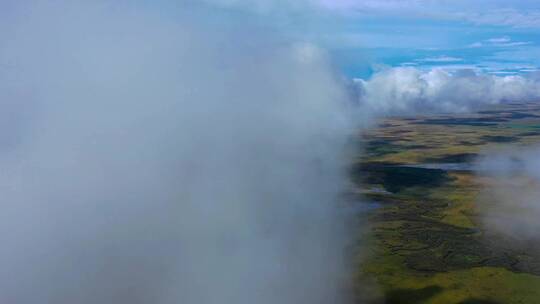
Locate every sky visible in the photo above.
<box><xmin>190</xmin><ymin>0</ymin><xmax>540</xmax><ymax>78</ymax></box>
<box><xmin>3</xmin><ymin>1</ymin><xmax>539</xmax><ymax>79</ymax></box>
<box><xmin>0</xmin><ymin>1</ymin><xmax>539</xmax><ymax>303</ymax></box>
<box><xmin>323</xmin><ymin>1</ymin><xmax>540</xmax><ymax>78</ymax></box>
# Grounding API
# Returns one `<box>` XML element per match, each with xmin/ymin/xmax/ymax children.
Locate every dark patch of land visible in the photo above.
<box><xmin>364</xmin><ymin>139</ymin><xmax>404</xmax><ymax>157</ymax></box>
<box><xmin>421</xmin><ymin>153</ymin><xmax>478</xmax><ymax>163</ymax></box>
<box><xmin>353</xmin><ymin>163</ymin><xmax>453</xmax><ymax>194</ymax></box>
<box><xmin>519</xmin><ymin>131</ymin><xmax>540</xmax><ymax>136</ymax></box>
<box><xmin>459</xmin><ymin>299</ymin><xmax>501</xmax><ymax>304</ymax></box>
<box><xmin>414</xmin><ymin>110</ymin><xmax>540</xmax><ymax>127</ymax></box>
<box><xmin>480</xmin><ymin>135</ymin><xmax>518</xmax><ymax>143</ymax></box>
<box><xmin>384</xmin><ymin>285</ymin><xmax>443</xmax><ymax>304</ymax></box>
<box><xmin>413</xmin><ymin>117</ymin><xmax>502</xmax><ymax>127</ymax></box>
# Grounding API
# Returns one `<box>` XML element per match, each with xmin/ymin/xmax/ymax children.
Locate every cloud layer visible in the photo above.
<box><xmin>355</xmin><ymin>67</ymin><xmax>540</xmax><ymax>114</ymax></box>
<box><xmin>0</xmin><ymin>2</ymin><xmax>354</xmax><ymax>303</ymax></box>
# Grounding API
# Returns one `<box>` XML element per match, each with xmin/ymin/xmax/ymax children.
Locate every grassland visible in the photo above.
<box><xmin>353</xmin><ymin>102</ymin><xmax>540</xmax><ymax>303</ymax></box>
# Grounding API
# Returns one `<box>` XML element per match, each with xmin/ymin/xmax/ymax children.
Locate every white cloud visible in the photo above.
<box><xmin>198</xmin><ymin>0</ymin><xmax>540</xmax><ymax>29</ymax></box>
<box><xmin>0</xmin><ymin>2</ymin><xmax>354</xmax><ymax>303</ymax></box>
<box><xmin>469</xmin><ymin>36</ymin><xmax>532</xmax><ymax>48</ymax></box>
<box><xmin>487</xmin><ymin>37</ymin><xmax>511</xmax><ymax>43</ymax></box>
<box><xmin>416</xmin><ymin>55</ymin><xmax>463</xmax><ymax>63</ymax></box>
<box><xmin>325</xmin><ymin>1</ymin><xmax>540</xmax><ymax>28</ymax></box>
<box><xmin>198</xmin><ymin>0</ymin><xmax>327</xmax><ymax>14</ymax></box>
<box><xmin>488</xmin><ymin>71</ymin><xmax>519</xmax><ymax>75</ymax></box>
<box><xmin>355</xmin><ymin>67</ymin><xmax>540</xmax><ymax>114</ymax></box>
<box><xmin>469</xmin><ymin>42</ymin><xmax>484</xmax><ymax>48</ymax></box>
<box><xmin>476</xmin><ymin>147</ymin><xmax>540</xmax><ymax>241</ymax></box>
<box><xmin>463</xmin><ymin>8</ymin><xmax>540</xmax><ymax>28</ymax></box>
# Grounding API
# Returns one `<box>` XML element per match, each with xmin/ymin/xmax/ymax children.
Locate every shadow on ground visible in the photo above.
<box><xmin>384</xmin><ymin>285</ymin><xmax>443</xmax><ymax>304</ymax></box>
<box><xmin>459</xmin><ymin>299</ymin><xmax>501</xmax><ymax>304</ymax></box>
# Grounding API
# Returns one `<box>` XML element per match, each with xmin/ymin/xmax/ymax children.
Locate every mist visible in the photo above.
<box><xmin>0</xmin><ymin>2</ymin><xmax>355</xmax><ymax>303</ymax></box>
<box><xmin>475</xmin><ymin>147</ymin><xmax>540</xmax><ymax>242</ymax></box>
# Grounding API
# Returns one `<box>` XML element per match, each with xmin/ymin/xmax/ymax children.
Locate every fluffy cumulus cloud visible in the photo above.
<box><xmin>354</xmin><ymin>67</ymin><xmax>540</xmax><ymax>114</ymax></box>
<box><xmin>0</xmin><ymin>1</ymin><xmax>356</xmax><ymax>303</ymax></box>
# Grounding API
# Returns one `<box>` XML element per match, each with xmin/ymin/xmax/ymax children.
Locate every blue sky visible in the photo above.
<box><xmin>194</xmin><ymin>0</ymin><xmax>540</xmax><ymax>78</ymax></box>
<box><xmin>307</xmin><ymin>1</ymin><xmax>540</xmax><ymax>78</ymax></box>
<box><xmin>326</xmin><ymin>16</ymin><xmax>540</xmax><ymax>78</ymax></box>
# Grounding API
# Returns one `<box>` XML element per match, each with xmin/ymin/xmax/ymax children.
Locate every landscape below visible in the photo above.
<box><xmin>352</xmin><ymin>102</ymin><xmax>540</xmax><ymax>304</ymax></box>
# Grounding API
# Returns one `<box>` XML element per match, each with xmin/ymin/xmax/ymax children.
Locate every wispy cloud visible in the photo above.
<box><xmin>461</xmin><ymin>8</ymin><xmax>540</xmax><ymax>28</ymax></box>
<box><xmin>487</xmin><ymin>37</ymin><xmax>511</xmax><ymax>43</ymax></box>
<box><xmin>316</xmin><ymin>1</ymin><xmax>540</xmax><ymax>28</ymax></box>
<box><xmin>200</xmin><ymin>0</ymin><xmax>540</xmax><ymax>29</ymax></box>
<box><xmin>476</xmin><ymin>146</ymin><xmax>540</xmax><ymax>241</ymax></box>
<box><xmin>415</xmin><ymin>55</ymin><xmax>463</xmax><ymax>63</ymax></box>
<box><xmin>470</xmin><ymin>36</ymin><xmax>532</xmax><ymax>48</ymax></box>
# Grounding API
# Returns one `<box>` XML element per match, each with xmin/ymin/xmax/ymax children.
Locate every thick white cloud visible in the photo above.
<box><xmin>355</xmin><ymin>67</ymin><xmax>540</xmax><ymax>114</ymax></box>
<box><xmin>0</xmin><ymin>1</ymin><xmax>355</xmax><ymax>303</ymax></box>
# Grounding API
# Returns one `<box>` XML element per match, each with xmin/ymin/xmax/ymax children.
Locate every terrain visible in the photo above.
<box><xmin>352</xmin><ymin>102</ymin><xmax>540</xmax><ymax>304</ymax></box>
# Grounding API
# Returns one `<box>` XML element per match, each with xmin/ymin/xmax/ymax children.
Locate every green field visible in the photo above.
<box><xmin>353</xmin><ymin>102</ymin><xmax>540</xmax><ymax>304</ymax></box>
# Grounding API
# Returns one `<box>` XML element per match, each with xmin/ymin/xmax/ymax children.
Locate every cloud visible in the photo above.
<box><xmin>354</xmin><ymin>67</ymin><xmax>540</xmax><ymax>114</ymax></box>
<box><xmin>400</xmin><ymin>62</ymin><xmax>418</xmax><ymax>66</ymax></box>
<box><xmin>463</xmin><ymin>8</ymin><xmax>540</xmax><ymax>28</ymax></box>
<box><xmin>198</xmin><ymin>0</ymin><xmax>540</xmax><ymax>30</ymax></box>
<box><xmin>469</xmin><ymin>36</ymin><xmax>532</xmax><ymax>48</ymax></box>
<box><xmin>416</xmin><ymin>56</ymin><xmax>464</xmax><ymax>63</ymax></box>
<box><xmin>198</xmin><ymin>0</ymin><xmax>325</xmax><ymax>14</ymax></box>
<box><xmin>317</xmin><ymin>0</ymin><xmax>424</xmax><ymax>11</ymax></box>
<box><xmin>0</xmin><ymin>1</ymin><xmax>355</xmax><ymax>303</ymax></box>
<box><xmin>475</xmin><ymin>147</ymin><xmax>540</xmax><ymax>241</ymax></box>
<box><xmin>310</xmin><ymin>1</ymin><xmax>540</xmax><ymax>28</ymax></box>
<box><xmin>487</xmin><ymin>37</ymin><xmax>512</xmax><ymax>43</ymax></box>
<box><xmin>370</xmin><ymin>3</ymin><xmax>540</xmax><ymax>29</ymax></box>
